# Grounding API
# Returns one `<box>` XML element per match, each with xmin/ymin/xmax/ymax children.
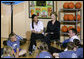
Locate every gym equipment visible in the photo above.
<box><xmin>61</xmin><ymin>26</ymin><xmax>68</xmax><ymax>32</ymax></box>
<box><xmin>75</xmin><ymin>2</ymin><xmax>82</xmax><ymax>9</ymax></box>
<box><xmin>63</xmin><ymin>2</ymin><xmax>69</xmax><ymax>9</ymax></box>
<box><xmin>68</xmin><ymin>2</ymin><xmax>74</xmax><ymax>9</ymax></box>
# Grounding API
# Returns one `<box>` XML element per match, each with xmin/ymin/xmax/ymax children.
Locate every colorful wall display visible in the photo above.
<box><xmin>29</xmin><ymin>1</ymin><xmax>54</xmax><ymax>19</ymax></box>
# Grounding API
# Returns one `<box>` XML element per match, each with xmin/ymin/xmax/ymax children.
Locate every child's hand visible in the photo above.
<box><xmin>53</xmin><ymin>53</ymin><xmax>56</xmax><ymax>56</ymax></box>
<box><xmin>53</xmin><ymin>53</ymin><xmax>59</xmax><ymax>58</ymax></box>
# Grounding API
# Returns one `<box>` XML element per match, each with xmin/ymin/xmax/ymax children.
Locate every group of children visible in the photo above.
<box><xmin>36</xmin><ymin>38</ymin><xmax>83</xmax><ymax>58</ymax></box>
<box><xmin>1</xmin><ymin>32</ymin><xmax>83</xmax><ymax>58</ymax></box>
<box><xmin>53</xmin><ymin>39</ymin><xmax>83</xmax><ymax>58</ymax></box>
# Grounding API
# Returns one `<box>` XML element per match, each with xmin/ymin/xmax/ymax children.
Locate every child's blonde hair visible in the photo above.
<box><xmin>3</xmin><ymin>46</ymin><xmax>13</xmax><ymax>57</ymax></box>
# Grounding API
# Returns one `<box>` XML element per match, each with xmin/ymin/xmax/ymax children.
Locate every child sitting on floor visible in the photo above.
<box><xmin>73</xmin><ymin>39</ymin><xmax>83</xmax><ymax>58</ymax></box>
<box><xmin>2</xmin><ymin>46</ymin><xmax>14</xmax><ymax>58</ymax></box>
<box><xmin>7</xmin><ymin>33</ymin><xmax>26</xmax><ymax>58</ymax></box>
<box><xmin>36</xmin><ymin>41</ymin><xmax>53</xmax><ymax>58</ymax></box>
<box><xmin>53</xmin><ymin>42</ymin><xmax>77</xmax><ymax>58</ymax></box>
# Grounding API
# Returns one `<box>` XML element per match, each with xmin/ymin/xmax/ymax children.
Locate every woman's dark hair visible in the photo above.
<box><xmin>32</xmin><ymin>14</ymin><xmax>37</xmax><ymax>29</ymax></box>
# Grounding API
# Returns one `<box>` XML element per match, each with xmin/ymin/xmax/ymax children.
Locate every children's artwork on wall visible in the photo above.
<box><xmin>29</xmin><ymin>1</ymin><xmax>54</xmax><ymax>19</ymax></box>
<box><xmin>30</xmin><ymin>7</ymin><xmax>35</xmax><ymax>17</ymax></box>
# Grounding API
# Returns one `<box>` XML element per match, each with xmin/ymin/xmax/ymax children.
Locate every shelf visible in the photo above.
<box><xmin>60</xmin><ymin>32</ymin><xmax>68</xmax><ymax>35</ymax></box>
<box><xmin>61</xmin><ymin>9</ymin><xmax>81</xmax><ymax>12</ymax></box>
<box><xmin>59</xmin><ymin>8</ymin><xmax>81</xmax><ymax>40</ymax></box>
<box><xmin>60</xmin><ymin>20</ymin><xmax>81</xmax><ymax>23</ymax></box>
<box><xmin>60</xmin><ymin>32</ymin><xmax>80</xmax><ymax>35</ymax></box>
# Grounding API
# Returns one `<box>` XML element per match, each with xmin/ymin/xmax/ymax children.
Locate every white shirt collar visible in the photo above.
<box><xmin>70</xmin><ymin>35</ymin><xmax>80</xmax><ymax>42</ymax></box>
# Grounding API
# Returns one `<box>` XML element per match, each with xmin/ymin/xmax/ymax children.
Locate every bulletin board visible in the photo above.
<box><xmin>29</xmin><ymin>1</ymin><xmax>54</xmax><ymax>19</ymax></box>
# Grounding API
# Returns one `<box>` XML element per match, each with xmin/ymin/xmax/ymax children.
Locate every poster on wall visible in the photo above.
<box><xmin>29</xmin><ymin>1</ymin><xmax>54</xmax><ymax>19</ymax></box>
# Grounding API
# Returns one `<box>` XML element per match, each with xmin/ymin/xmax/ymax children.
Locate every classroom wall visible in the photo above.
<box><xmin>1</xmin><ymin>1</ymin><xmax>83</xmax><ymax>43</ymax></box>
<box><xmin>1</xmin><ymin>1</ymin><xmax>55</xmax><ymax>38</ymax></box>
<box><xmin>1</xmin><ymin>3</ymin><xmax>11</xmax><ymax>38</ymax></box>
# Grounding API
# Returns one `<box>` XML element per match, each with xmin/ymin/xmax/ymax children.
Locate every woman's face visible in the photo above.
<box><xmin>33</xmin><ymin>16</ymin><xmax>38</xmax><ymax>22</ymax></box>
<box><xmin>51</xmin><ymin>14</ymin><xmax>56</xmax><ymax>20</ymax></box>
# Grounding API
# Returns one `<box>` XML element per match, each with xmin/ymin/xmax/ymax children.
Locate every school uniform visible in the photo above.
<box><xmin>69</xmin><ymin>35</ymin><xmax>80</xmax><ymax>42</ymax></box>
<box><xmin>7</xmin><ymin>35</ymin><xmax>23</xmax><ymax>53</ymax></box>
<box><xmin>63</xmin><ymin>35</ymin><xmax>80</xmax><ymax>43</ymax></box>
<box><xmin>76</xmin><ymin>48</ymin><xmax>83</xmax><ymax>58</ymax></box>
<box><xmin>62</xmin><ymin>35</ymin><xmax>80</xmax><ymax>48</ymax></box>
<box><xmin>59</xmin><ymin>51</ymin><xmax>77</xmax><ymax>58</ymax></box>
<box><xmin>36</xmin><ymin>51</ymin><xmax>52</xmax><ymax>58</ymax></box>
<box><xmin>16</xmin><ymin>35</ymin><xmax>23</xmax><ymax>41</ymax></box>
<box><xmin>28</xmin><ymin>21</ymin><xmax>44</xmax><ymax>53</ymax></box>
<box><xmin>3</xmin><ymin>56</ymin><xmax>14</xmax><ymax>58</ymax></box>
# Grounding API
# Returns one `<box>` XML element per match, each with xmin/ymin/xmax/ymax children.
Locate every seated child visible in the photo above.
<box><xmin>62</xmin><ymin>28</ymin><xmax>80</xmax><ymax>48</ymax></box>
<box><xmin>36</xmin><ymin>41</ymin><xmax>53</xmax><ymax>58</ymax></box>
<box><xmin>3</xmin><ymin>33</ymin><xmax>23</xmax><ymax>46</ymax></box>
<box><xmin>73</xmin><ymin>39</ymin><xmax>83</xmax><ymax>58</ymax></box>
<box><xmin>2</xmin><ymin>46</ymin><xmax>14</xmax><ymax>58</ymax></box>
<box><xmin>53</xmin><ymin>42</ymin><xmax>77</xmax><ymax>58</ymax></box>
<box><xmin>7</xmin><ymin>33</ymin><xmax>26</xmax><ymax>58</ymax></box>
